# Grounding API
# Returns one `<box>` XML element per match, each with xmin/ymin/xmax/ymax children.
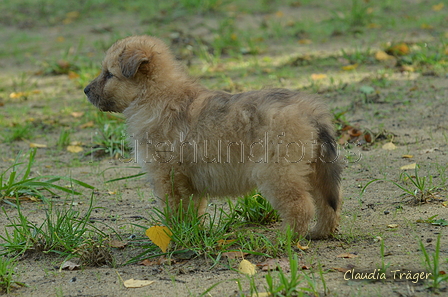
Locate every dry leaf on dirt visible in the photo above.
<box><xmin>145</xmin><ymin>226</ymin><xmax>172</xmax><ymax>253</ymax></box>
<box><xmin>60</xmin><ymin>260</ymin><xmax>80</xmax><ymax>271</ymax></box>
<box><xmin>222</xmin><ymin>251</ymin><xmax>248</xmax><ymax>260</ymax></box>
<box><xmin>79</xmin><ymin>121</ymin><xmax>95</xmax><ymax>129</ymax></box>
<box><xmin>341</xmin><ymin>63</ymin><xmax>358</xmax><ymax>71</ymax></box>
<box><xmin>217</xmin><ymin>239</ymin><xmax>236</xmax><ymax>247</ymax></box>
<box><xmin>382</xmin><ymin>142</ymin><xmax>396</xmax><ymax>150</ymax></box>
<box><xmin>400</xmin><ymin>163</ymin><xmax>417</xmax><ymax>170</ymax></box>
<box><xmin>401</xmin><ymin>154</ymin><xmax>413</xmax><ymax>158</ymax></box>
<box><xmin>336</xmin><ymin>253</ymin><xmax>358</xmax><ymax>259</ymax></box>
<box><xmin>296</xmin><ymin>242</ymin><xmax>309</xmax><ymax>250</ymax></box>
<box><xmin>298</xmin><ymin>39</ymin><xmax>312</xmax><ymax>44</ymax></box>
<box><xmin>123</xmin><ymin>279</ymin><xmax>155</xmax><ymax>288</ymax></box>
<box><xmin>29</xmin><ymin>142</ymin><xmax>47</xmax><ymax>148</ymax></box>
<box><xmin>311</xmin><ymin>73</ymin><xmax>327</xmax><ymax>80</ymax></box>
<box><xmin>138</xmin><ymin>256</ymin><xmax>171</xmax><ymax>266</ymax></box>
<box><xmin>387</xmin><ymin>224</ymin><xmax>399</xmax><ymax>229</ymax></box>
<box><xmin>251</xmin><ymin>293</ymin><xmax>272</xmax><ymax>297</ymax></box>
<box><xmin>67</xmin><ymin>145</ymin><xmax>83</xmax><ymax>153</ymax></box>
<box><xmin>239</xmin><ymin>259</ymin><xmax>257</xmax><ymax>276</ymax></box>
<box><xmin>332</xmin><ymin>267</ymin><xmax>350</xmax><ymax>273</ymax></box>
<box><xmin>374</xmin><ymin>50</ymin><xmax>394</xmax><ymax>61</ymax></box>
<box><xmin>71</xmin><ymin>111</ymin><xmax>84</xmax><ymax>118</ymax></box>
<box><xmin>432</xmin><ymin>3</ymin><xmax>444</xmax><ymax>11</ymax></box>
<box><xmin>108</xmin><ymin>240</ymin><xmax>127</xmax><ymax>249</ymax></box>
<box><xmin>257</xmin><ymin>258</ymin><xmax>290</xmax><ymax>272</ymax></box>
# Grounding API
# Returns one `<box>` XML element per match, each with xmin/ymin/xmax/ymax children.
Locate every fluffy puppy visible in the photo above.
<box><xmin>84</xmin><ymin>35</ymin><xmax>342</xmax><ymax>238</ymax></box>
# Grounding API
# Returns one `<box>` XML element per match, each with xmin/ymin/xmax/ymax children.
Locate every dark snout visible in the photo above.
<box><xmin>84</xmin><ymin>84</ymin><xmax>91</xmax><ymax>95</ymax></box>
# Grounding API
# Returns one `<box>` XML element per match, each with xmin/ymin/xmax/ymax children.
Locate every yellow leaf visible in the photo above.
<box><xmin>238</xmin><ymin>259</ymin><xmax>257</xmax><ymax>276</ymax></box>
<box><xmin>65</xmin><ymin>11</ymin><xmax>80</xmax><ymax>19</ymax></box>
<box><xmin>400</xmin><ymin>163</ymin><xmax>417</xmax><ymax>170</ymax></box>
<box><xmin>432</xmin><ymin>3</ymin><xmax>444</xmax><ymax>11</ymax></box>
<box><xmin>382</xmin><ymin>142</ymin><xmax>396</xmax><ymax>150</ymax></box>
<box><xmin>275</xmin><ymin>11</ymin><xmax>284</xmax><ymax>17</ymax></box>
<box><xmin>421</xmin><ymin>23</ymin><xmax>434</xmax><ymax>30</ymax></box>
<box><xmin>70</xmin><ymin>111</ymin><xmax>84</xmax><ymax>118</ymax></box>
<box><xmin>145</xmin><ymin>226</ymin><xmax>172</xmax><ymax>253</ymax></box>
<box><xmin>252</xmin><ymin>293</ymin><xmax>272</xmax><ymax>297</ymax></box>
<box><xmin>79</xmin><ymin>121</ymin><xmax>95</xmax><ymax>129</ymax></box>
<box><xmin>56</xmin><ymin>36</ymin><xmax>65</xmax><ymax>42</ymax></box>
<box><xmin>310</xmin><ymin>73</ymin><xmax>327</xmax><ymax>80</ymax></box>
<box><xmin>123</xmin><ymin>279</ymin><xmax>155</xmax><ymax>288</ymax></box>
<box><xmin>67</xmin><ymin>145</ymin><xmax>83</xmax><ymax>153</ymax></box>
<box><xmin>29</xmin><ymin>143</ymin><xmax>47</xmax><ymax>148</ymax></box>
<box><xmin>9</xmin><ymin>92</ymin><xmax>25</xmax><ymax>99</ymax></box>
<box><xmin>387</xmin><ymin>224</ymin><xmax>398</xmax><ymax>228</ymax></box>
<box><xmin>341</xmin><ymin>63</ymin><xmax>358</xmax><ymax>71</ymax></box>
<box><xmin>367</xmin><ymin>23</ymin><xmax>381</xmax><ymax>28</ymax></box>
<box><xmin>230</xmin><ymin>33</ymin><xmax>238</xmax><ymax>41</ymax></box>
<box><xmin>68</xmin><ymin>71</ymin><xmax>80</xmax><ymax>79</ymax></box>
<box><xmin>298</xmin><ymin>39</ymin><xmax>312</xmax><ymax>44</ymax></box>
<box><xmin>375</xmin><ymin>50</ymin><xmax>393</xmax><ymax>61</ymax></box>
<box><xmin>297</xmin><ymin>242</ymin><xmax>309</xmax><ymax>250</ymax></box>
<box><xmin>401</xmin><ymin>154</ymin><xmax>413</xmax><ymax>158</ymax></box>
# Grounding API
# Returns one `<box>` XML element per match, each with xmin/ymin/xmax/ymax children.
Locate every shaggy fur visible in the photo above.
<box><xmin>84</xmin><ymin>35</ymin><xmax>342</xmax><ymax>238</ymax></box>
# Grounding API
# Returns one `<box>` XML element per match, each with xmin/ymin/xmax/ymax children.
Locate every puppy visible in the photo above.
<box><xmin>84</xmin><ymin>35</ymin><xmax>342</xmax><ymax>238</ymax></box>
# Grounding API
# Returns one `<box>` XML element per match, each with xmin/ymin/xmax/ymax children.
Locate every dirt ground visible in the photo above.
<box><xmin>1</xmin><ymin>1</ymin><xmax>447</xmax><ymax>297</ymax></box>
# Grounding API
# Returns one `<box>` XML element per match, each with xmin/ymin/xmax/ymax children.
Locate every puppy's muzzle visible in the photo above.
<box><xmin>84</xmin><ymin>84</ymin><xmax>91</xmax><ymax>95</ymax></box>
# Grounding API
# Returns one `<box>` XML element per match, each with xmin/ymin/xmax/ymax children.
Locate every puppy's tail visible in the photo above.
<box><xmin>314</xmin><ymin>121</ymin><xmax>342</xmax><ymax>213</ymax></box>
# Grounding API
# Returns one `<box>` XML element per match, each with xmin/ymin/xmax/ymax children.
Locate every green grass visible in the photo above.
<box><xmin>419</xmin><ymin>234</ymin><xmax>448</xmax><ymax>292</ymax></box>
<box><xmin>0</xmin><ymin>257</ymin><xmax>25</xmax><ymax>294</ymax></box>
<box><xmin>0</xmin><ymin>149</ymin><xmax>94</xmax><ymax>204</ymax></box>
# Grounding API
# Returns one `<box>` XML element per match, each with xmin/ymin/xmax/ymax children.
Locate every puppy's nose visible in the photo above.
<box><xmin>84</xmin><ymin>85</ymin><xmax>91</xmax><ymax>95</ymax></box>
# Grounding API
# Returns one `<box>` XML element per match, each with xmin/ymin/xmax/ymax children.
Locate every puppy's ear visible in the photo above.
<box><xmin>119</xmin><ymin>47</ymin><xmax>150</xmax><ymax>78</ymax></box>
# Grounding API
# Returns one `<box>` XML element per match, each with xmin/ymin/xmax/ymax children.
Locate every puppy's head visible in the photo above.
<box><xmin>84</xmin><ymin>35</ymin><xmax>171</xmax><ymax>113</ymax></box>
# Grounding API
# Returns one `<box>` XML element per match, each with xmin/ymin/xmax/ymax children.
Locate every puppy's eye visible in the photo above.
<box><xmin>104</xmin><ymin>71</ymin><xmax>114</xmax><ymax>80</ymax></box>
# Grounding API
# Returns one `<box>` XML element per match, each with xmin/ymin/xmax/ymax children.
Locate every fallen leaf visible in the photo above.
<box><xmin>296</xmin><ymin>242</ymin><xmax>309</xmax><ymax>251</ymax></box>
<box><xmin>217</xmin><ymin>239</ymin><xmax>236</xmax><ymax>247</ymax></box>
<box><xmin>108</xmin><ymin>240</ymin><xmax>127</xmax><ymax>248</ymax></box>
<box><xmin>145</xmin><ymin>226</ymin><xmax>172</xmax><ymax>253</ymax></box>
<box><xmin>275</xmin><ymin>11</ymin><xmax>284</xmax><ymax>17</ymax></box>
<box><xmin>421</xmin><ymin>23</ymin><xmax>434</xmax><ymax>30</ymax></box>
<box><xmin>139</xmin><ymin>256</ymin><xmax>170</xmax><ymax>266</ymax></box>
<box><xmin>375</xmin><ymin>50</ymin><xmax>393</xmax><ymax>61</ymax></box>
<box><xmin>239</xmin><ymin>259</ymin><xmax>257</xmax><ymax>276</ymax></box>
<box><xmin>56</xmin><ymin>36</ymin><xmax>65</xmax><ymax>42</ymax></box>
<box><xmin>341</xmin><ymin>63</ymin><xmax>358</xmax><ymax>71</ymax></box>
<box><xmin>432</xmin><ymin>3</ymin><xmax>444</xmax><ymax>11</ymax></box>
<box><xmin>332</xmin><ymin>267</ymin><xmax>349</xmax><ymax>273</ymax></box>
<box><xmin>387</xmin><ymin>224</ymin><xmax>399</xmax><ymax>228</ymax></box>
<box><xmin>67</xmin><ymin>145</ymin><xmax>83</xmax><ymax>153</ymax></box>
<box><xmin>387</xmin><ymin>43</ymin><xmax>410</xmax><ymax>56</ymax></box>
<box><xmin>79</xmin><ymin>121</ymin><xmax>95</xmax><ymax>129</ymax></box>
<box><xmin>29</xmin><ymin>143</ymin><xmax>47</xmax><ymax>148</ymax></box>
<box><xmin>71</xmin><ymin>111</ymin><xmax>84</xmax><ymax>118</ymax></box>
<box><xmin>60</xmin><ymin>260</ymin><xmax>80</xmax><ymax>271</ymax></box>
<box><xmin>336</xmin><ymin>253</ymin><xmax>358</xmax><ymax>259</ymax></box>
<box><xmin>401</xmin><ymin>154</ymin><xmax>413</xmax><ymax>158</ymax></box>
<box><xmin>298</xmin><ymin>39</ymin><xmax>312</xmax><ymax>44</ymax></box>
<box><xmin>68</xmin><ymin>71</ymin><xmax>80</xmax><ymax>79</ymax></box>
<box><xmin>123</xmin><ymin>279</ymin><xmax>155</xmax><ymax>288</ymax></box>
<box><xmin>252</xmin><ymin>292</ymin><xmax>271</xmax><ymax>297</ymax></box>
<box><xmin>257</xmin><ymin>258</ymin><xmax>290</xmax><ymax>272</ymax></box>
<box><xmin>367</xmin><ymin>23</ymin><xmax>381</xmax><ymax>28</ymax></box>
<box><xmin>222</xmin><ymin>251</ymin><xmax>248</xmax><ymax>260</ymax></box>
<box><xmin>382</xmin><ymin>142</ymin><xmax>396</xmax><ymax>150</ymax></box>
<box><xmin>311</xmin><ymin>73</ymin><xmax>327</xmax><ymax>80</ymax></box>
<box><xmin>400</xmin><ymin>163</ymin><xmax>417</xmax><ymax>170</ymax></box>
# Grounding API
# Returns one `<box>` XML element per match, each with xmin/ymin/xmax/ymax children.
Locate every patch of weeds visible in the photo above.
<box><xmin>89</xmin><ymin>114</ymin><xmax>130</xmax><ymax>159</ymax></box>
<box><xmin>178</xmin><ymin>0</ymin><xmax>223</xmax><ymax>12</ymax></box>
<box><xmin>0</xmin><ymin>257</ymin><xmax>25</xmax><ymax>294</ymax></box>
<box><xmin>417</xmin><ymin>215</ymin><xmax>448</xmax><ymax>227</ymax></box>
<box><xmin>419</xmin><ymin>234</ymin><xmax>448</xmax><ymax>292</ymax></box>
<box><xmin>0</xmin><ymin>194</ymin><xmax>110</xmax><ymax>261</ymax></box>
<box><xmin>233</xmin><ymin>191</ymin><xmax>279</xmax><ymax>225</ymax></box>
<box><xmin>73</xmin><ymin>238</ymin><xmax>114</xmax><ymax>267</ymax></box>
<box><xmin>1</xmin><ymin>122</ymin><xmax>34</xmax><ymax>142</ymax></box>
<box><xmin>153</xmin><ymin>197</ymin><xmax>238</xmax><ymax>256</ymax></box>
<box><xmin>341</xmin><ymin>47</ymin><xmax>375</xmax><ymax>65</ymax></box>
<box><xmin>56</xmin><ymin>128</ymin><xmax>72</xmax><ymax>149</ymax></box>
<box><xmin>328</xmin><ymin>0</ymin><xmax>374</xmax><ymax>33</ymax></box>
<box><xmin>377</xmin><ymin>237</ymin><xmax>390</xmax><ymax>275</ymax></box>
<box><xmin>0</xmin><ymin>149</ymin><xmax>94</xmax><ymax>205</ymax></box>
<box><xmin>361</xmin><ymin>165</ymin><xmax>438</xmax><ymax>204</ymax></box>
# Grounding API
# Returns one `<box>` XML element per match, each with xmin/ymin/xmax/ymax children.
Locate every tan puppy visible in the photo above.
<box><xmin>84</xmin><ymin>35</ymin><xmax>342</xmax><ymax>238</ymax></box>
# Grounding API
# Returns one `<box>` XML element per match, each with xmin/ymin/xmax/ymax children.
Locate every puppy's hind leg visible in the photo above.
<box><xmin>258</xmin><ymin>176</ymin><xmax>315</xmax><ymax>237</ymax></box>
<box><xmin>309</xmin><ymin>128</ymin><xmax>343</xmax><ymax>239</ymax></box>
